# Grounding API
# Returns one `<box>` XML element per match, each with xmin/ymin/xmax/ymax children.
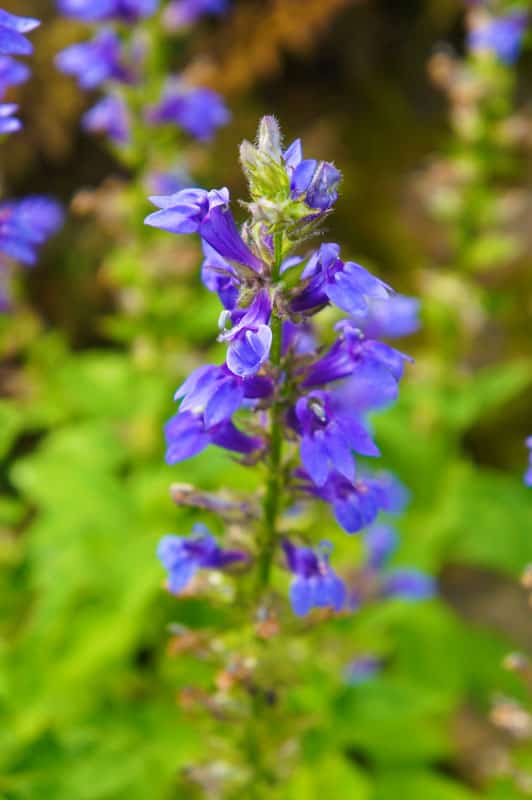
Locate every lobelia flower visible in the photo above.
<box><xmin>0</xmin><ymin>9</ymin><xmax>40</xmax><ymax>56</ymax></box>
<box><xmin>146</xmin><ymin>81</ymin><xmax>230</xmax><ymax>141</ymax></box>
<box><xmin>289</xmin><ymin>389</ymin><xmax>379</xmax><ymax>487</ymax></box>
<box><xmin>0</xmin><ymin>196</ymin><xmax>63</xmax><ymax>311</ymax></box>
<box><xmin>57</xmin><ymin>0</ymin><xmax>160</xmax><ymax>23</ymax></box>
<box><xmin>82</xmin><ymin>94</ymin><xmax>130</xmax><ymax>144</ymax></box>
<box><xmin>158</xmin><ymin>524</ymin><xmax>248</xmax><ymax>594</ymax></box>
<box><xmin>348</xmin><ymin>523</ymin><xmax>435</xmax><ymax>607</ymax></box>
<box><xmin>0</xmin><ymin>102</ymin><xmax>20</xmax><ymax>134</ymax></box>
<box><xmin>302</xmin><ymin>320</ymin><xmax>411</xmax><ymax>391</ymax></box>
<box><xmin>290</xmin><ymin>242</ymin><xmax>391</xmax><ymax>316</ymax></box>
<box><xmin>0</xmin><ymin>55</ymin><xmax>30</xmax><ymax>96</ymax></box>
<box><xmin>163</xmin><ymin>0</ymin><xmax>229</xmax><ymax>31</ymax></box>
<box><xmin>349</xmin><ymin>294</ymin><xmax>420</xmax><ymax>339</ymax></box>
<box><xmin>218</xmin><ymin>290</ymin><xmax>272</xmax><ymax>378</ymax></box>
<box><xmin>282</xmin><ymin>539</ymin><xmax>346</xmax><ymax>616</ymax></box>
<box><xmin>468</xmin><ymin>10</ymin><xmax>528</xmax><ymax>64</ymax></box>
<box><xmin>0</xmin><ymin>196</ymin><xmax>63</xmax><ymax>265</ymax></box>
<box><xmin>55</xmin><ymin>29</ymin><xmax>132</xmax><ymax>90</ymax></box>
<box><xmin>146</xmin><ymin>165</ymin><xmax>192</xmax><ymax>198</ymax></box>
<box><xmin>165</xmin><ymin>363</ymin><xmax>268</xmax><ymax>464</ymax></box>
<box><xmin>301</xmin><ymin>470</ymin><xmax>409</xmax><ymax>534</ymax></box>
<box><xmin>524</xmin><ymin>437</ymin><xmax>532</xmax><ymax>488</ymax></box>
<box><xmin>284</xmin><ymin>138</ymin><xmax>341</xmax><ymax>212</ymax></box>
<box><xmin>145</xmin><ymin>187</ymin><xmax>264</xmax><ymax>273</ymax></box>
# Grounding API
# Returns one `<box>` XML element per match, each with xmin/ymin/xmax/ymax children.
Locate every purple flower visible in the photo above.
<box><xmin>165</xmin><ymin>410</ymin><xmax>262</xmax><ymax>463</ymax></box>
<box><xmin>363</xmin><ymin>523</ymin><xmax>398</xmax><ymax>570</ymax></box>
<box><xmin>0</xmin><ymin>196</ymin><xmax>63</xmax><ymax>265</ymax></box>
<box><xmin>344</xmin><ymin>655</ymin><xmax>382</xmax><ymax>685</ymax></box>
<box><xmin>0</xmin><ymin>102</ymin><xmax>20</xmax><ymax>134</ymax></box>
<box><xmin>146</xmin><ymin>165</ymin><xmax>191</xmax><ymax>197</ymax></box>
<box><xmin>302</xmin><ymin>320</ymin><xmax>411</xmax><ymax>390</ymax></box>
<box><xmin>303</xmin><ymin>470</ymin><xmax>409</xmax><ymax>534</ymax></box>
<box><xmin>201</xmin><ymin>241</ymin><xmax>239</xmax><ymax>310</ymax></box>
<box><xmin>381</xmin><ymin>569</ymin><xmax>435</xmax><ymax>601</ymax></box>
<box><xmin>291</xmin><ymin>243</ymin><xmax>391</xmax><ymax>316</ymax></box>
<box><xmin>158</xmin><ymin>524</ymin><xmax>247</xmax><ymax>594</ymax></box>
<box><xmin>56</xmin><ymin>29</ymin><xmax>131</xmax><ymax>90</ymax></box>
<box><xmin>165</xmin><ymin>363</ymin><xmax>268</xmax><ymax>464</ymax></box>
<box><xmin>145</xmin><ymin>187</ymin><xmax>264</xmax><ymax>273</ymax></box>
<box><xmin>468</xmin><ymin>11</ymin><xmax>528</xmax><ymax>64</ymax></box>
<box><xmin>82</xmin><ymin>95</ymin><xmax>130</xmax><ymax>144</ymax></box>
<box><xmin>218</xmin><ymin>290</ymin><xmax>272</xmax><ymax>377</ymax></box>
<box><xmin>524</xmin><ymin>437</ymin><xmax>532</xmax><ymax>488</ymax></box>
<box><xmin>349</xmin><ymin>295</ymin><xmax>420</xmax><ymax>340</ymax></box>
<box><xmin>163</xmin><ymin>0</ymin><xmax>229</xmax><ymax>30</ymax></box>
<box><xmin>0</xmin><ymin>10</ymin><xmax>39</xmax><ymax>56</ymax></box>
<box><xmin>146</xmin><ymin>82</ymin><xmax>230</xmax><ymax>141</ymax></box>
<box><xmin>283</xmin><ymin>138</ymin><xmax>341</xmax><ymax>212</ymax></box>
<box><xmin>290</xmin><ymin>389</ymin><xmax>379</xmax><ymax>487</ymax></box>
<box><xmin>0</xmin><ymin>55</ymin><xmax>30</xmax><ymax>97</ymax></box>
<box><xmin>348</xmin><ymin>524</ymin><xmax>435</xmax><ymax>605</ymax></box>
<box><xmin>57</xmin><ymin>0</ymin><xmax>159</xmax><ymax>22</ymax></box>
<box><xmin>283</xmin><ymin>539</ymin><xmax>346</xmax><ymax>616</ymax></box>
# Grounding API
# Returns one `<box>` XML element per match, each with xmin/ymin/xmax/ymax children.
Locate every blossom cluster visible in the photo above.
<box><xmin>0</xmin><ymin>9</ymin><xmax>40</xmax><ymax>134</ymax></box>
<box><xmin>150</xmin><ymin>116</ymin><xmax>433</xmax><ymax>621</ymax></box>
<box><xmin>55</xmin><ymin>0</ymin><xmax>230</xmax><ymax>146</ymax></box>
<box><xmin>0</xmin><ymin>10</ymin><xmax>63</xmax><ymax>310</ymax></box>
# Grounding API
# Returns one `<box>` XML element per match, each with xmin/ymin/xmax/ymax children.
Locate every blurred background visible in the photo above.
<box><xmin>1</xmin><ymin>0</ymin><xmax>532</xmax><ymax>798</ymax></box>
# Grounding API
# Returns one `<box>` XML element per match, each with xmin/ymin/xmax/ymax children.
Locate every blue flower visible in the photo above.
<box><xmin>57</xmin><ymin>0</ymin><xmax>159</xmax><ymax>22</ymax></box>
<box><xmin>147</xmin><ymin>81</ymin><xmax>230</xmax><ymax>141</ymax></box>
<box><xmin>303</xmin><ymin>470</ymin><xmax>409</xmax><ymax>535</ymax></box>
<box><xmin>283</xmin><ymin>539</ymin><xmax>346</xmax><ymax>616</ymax></box>
<box><xmin>163</xmin><ymin>0</ymin><xmax>229</xmax><ymax>30</ymax></box>
<box><xmin>349</xmin><ymin>294</ymin><xmax>420</xmax><ymax>340</ymax></box>
<box><xmin>145</xmin><ymin>165</ymin><xmax>192</xmax><ymax>197</ymax></box>
<box><xmin>0</xmin><ymin>9</ymin><xmax>39</xmax><ymax>56</ymax></box>
<box><xmin>0</xmin><ymin>102</ymin><xmax>20</xmax><ymax>134</ymax></box>
<box><xmin>525</xmin><ymin>437</ymin><xmax>532</xmax><ymax>488</ymax></box>
<box><xmin>348</xmin><ymin>524</ymin><xmax>435</xmax><ymax>606</ymax></box>
<box><xmin>56</xmin><ymin>29</ymin><xmax>131</xmax><ymax>90</ymax></box>
<box><xmin>218</xmin><ymin>290</ymin><xmax>272</xmax><ymax>377</ymax></box>
<box><xmin>468</xmin><ymin>11</ymin><xmax>528</xmax><ymax>64</ymax></box>
<box><xmin>158</xmin><ymin>524</ymin><xmax>248</xmax><ymax>594</ymax></box>
<box><xmin>381</xmin><ymin>569</ymin><xmax>435</xmax><ymax>600</ymax></box>
<box><xmin>82</xmin><ymin>94</ymin><xmax>130</xmax><ymax>144</ymax></box>
<box><xmin>283</xmin><ymin>138</ymin><xmax>341</xmax><ymax>212</ymax></box>
<box><xmin>290</xmin><ymin>389</ymin><xmax>379</xmax><ymax>487</ymax></box>
<box><xmin>302</xmin><ymin>320</ymin><xmax>411</xmax><ymax>391</ymax></box>
<box><xmin>164</xmin><ymin>363</ymin><xmax>269</xmax><ymax>464</ymax></box>
<box><xmin>0</xmin><ymin>55</ymin><xmax>30</xmax><ymax>97</ymax></box>
<box><xmin>145</xmin><ymin>187</ymin><xmax>264</xmax><ymax>273</ymax></box>
<box><xmin>0</xmin><ymin>196</ymin><xmax>63</xmax><ymax>265</ymax></box>
<box><xmin>290</xmin><ymin>243</ymin><xmax>391</xmax><ymax>316</ymax></box>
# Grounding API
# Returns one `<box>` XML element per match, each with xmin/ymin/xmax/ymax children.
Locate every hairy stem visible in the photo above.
<box><xmin>257</xmin><ymin>233</ymin><xmax>285</xmax><ymax>593</ymax></box>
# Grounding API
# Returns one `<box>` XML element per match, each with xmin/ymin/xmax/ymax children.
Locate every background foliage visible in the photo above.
<box><xmin>1</xmin><ymin>0</ymin><xmax>531</xmax><ymax>798</ymax></box>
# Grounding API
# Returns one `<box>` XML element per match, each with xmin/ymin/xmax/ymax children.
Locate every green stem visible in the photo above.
<box><xmin>257</xmin><ymin>233</ymin><xmax>284</xmax><ymax>593</ymax></box>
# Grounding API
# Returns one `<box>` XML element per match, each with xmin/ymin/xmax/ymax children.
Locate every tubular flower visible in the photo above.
<box><xmin>158</xmin><ymin>524</ymin><xmax>247</xmax><ymax>594</ymax></box>
<box><xmin>56</xmin><ymin>29</ymin><xmax>131</xmax><ymax>90</ymax></box>
<box><xmin>283</xmin><ymin>540</ymin><xmax>346</xmax><ymax>616</ymax></box>
<box><xmin>0</xmin><ymin>10</ymin><xmax>39</xmax><ymax>56</ymax></box>
<box><xmin>146</xmin><ymin>81</ymin><xmax>230</xmax><ymax>141</ymax></box>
